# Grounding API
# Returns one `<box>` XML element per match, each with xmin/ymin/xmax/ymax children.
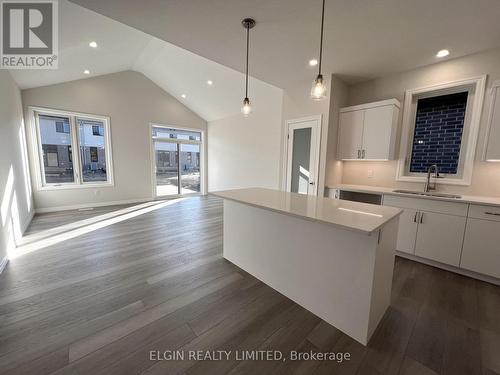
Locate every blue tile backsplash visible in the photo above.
<box><xmin>410</xmin><ymin>92</ymin><xmax>468</xmax><ymax>174</ymax></box>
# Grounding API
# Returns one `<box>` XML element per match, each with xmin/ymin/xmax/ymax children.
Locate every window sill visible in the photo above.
<box><xmin>38</xmin><ymin>182</ymin><xmax>114</xmax><ymax>191</ymax></box>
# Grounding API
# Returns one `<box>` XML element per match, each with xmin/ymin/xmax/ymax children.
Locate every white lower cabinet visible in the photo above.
<box><xmin>383</xmin><ymin>195</ymin><xmax>467</xmax><ymax>267</ymax></box>
<box><xmin>336</xmin><ymin>191</ymin><xmax>500</xmax><ymax>281</ymax></box>
<box><xmin>461</xmin><ymin>218</ymin><xmax>500</xmax><ymax>279</ymax></box>
<box><xmin>395</xmin><ymin>209</ymin><xmax>418</xmax><ymax>254</ymax></box>
<box><xmin>414</xmin><ymin>211</ymin><xmax>466</xmax><ymax>267</ymax></box>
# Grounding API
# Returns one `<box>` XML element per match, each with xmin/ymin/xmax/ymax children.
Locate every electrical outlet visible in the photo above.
<box><xmin>367</xmin><ymin>169</ymin><xmax>374</xmax><ymax>178</ymax></box>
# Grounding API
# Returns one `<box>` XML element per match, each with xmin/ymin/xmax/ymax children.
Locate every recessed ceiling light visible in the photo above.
<box><xmin>207</xmin><ymin>80</ymin><xmax>213</xmax><ymax>86</ymax></box>
<box><xmin>436</xmin><ymin>49</ymin><xmax>450</xmax><ymax>58</ymax></box>
<box><xmin>89</xmin><ymin>41</ymin><xmax>98</xmax><ymax>48</ymax></box>
<box><xmin>309</xmin><ymin>59</ymin><xmax>318</xmax><ymax>66</ymax></box>
<box><xmin>181</xmin><ymin>94</ymin><xmax>186</xmax><ymax>98</ymax></box>
<box><xmin>83</xmin><ymin>69</ymin><xmax>90</xmax><ymax>75</ymax></box>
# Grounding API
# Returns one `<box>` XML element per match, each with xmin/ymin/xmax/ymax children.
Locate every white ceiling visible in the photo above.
<box><xmin>133</xmin><ymin>38</ymin><xmax>282</xmax><ymax>121</ymax></box>
<box><xmin>9</xmin><ymin>0</ymin><xmax>280</xmax><ymax>121</ymax></box>
<box><xmin>69</xmin><ymin>0</ymin><xmax>500</xmax><ymax>88</ymax></box>
<box><xmin>9</xmin><ymin>0</ymin><xmax>151</xmax><ymax>90</ymax></box>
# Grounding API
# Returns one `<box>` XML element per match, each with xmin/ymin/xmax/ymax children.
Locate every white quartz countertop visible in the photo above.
<box><xmin>330</xmin><ymin>184</ymin><xmax>500</xmax><ymax>207</ymax></box>
<box><xmin>211</xmin><ymin>188</ymin><xmax>402</xmax><ymax>235</ymax></box>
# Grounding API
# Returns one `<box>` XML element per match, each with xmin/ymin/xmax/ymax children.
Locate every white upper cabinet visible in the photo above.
<box><xmin>338</xmin><ymin>99</ymin><xmax>400</xmax><ymax>160</ymax></box>
<box><xmin>484</xmin><ymin>81</ymin><xmax>500</xmax><ymax>161</ymax></box>
<box><xmin>338</xmin><ymin>110</ymin><xmax>364</xmax><ymax>160</ymax></box>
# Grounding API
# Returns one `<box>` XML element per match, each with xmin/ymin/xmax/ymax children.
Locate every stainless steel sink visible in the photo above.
<box><xmin>392</xmin><ymin>189</ymin><xmax>462</xmax><ymax>199</ymax></box>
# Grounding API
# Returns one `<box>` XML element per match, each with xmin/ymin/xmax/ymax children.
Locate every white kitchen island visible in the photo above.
<box><xmin>211</xmin><ymin>188</ymin><xmax>402</xmax><ymax>345</ymax></box>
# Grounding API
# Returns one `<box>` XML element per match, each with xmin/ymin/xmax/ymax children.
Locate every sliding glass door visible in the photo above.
<box><xmin>180</xmin><ymin>143</ymin><xmax>200</xmax><ymax>194</ymax></box>
<box><xmin>152</xmin><ymin>126</ymin><xmax>203</xmax><ymax>197</ymax></box>
<box><xmin>154</xmin><ymin>141</ymin><xmax>179</xmax><ymax>197</ymax></box>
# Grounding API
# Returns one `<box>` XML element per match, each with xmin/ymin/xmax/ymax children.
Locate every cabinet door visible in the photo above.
<box><xmin>338</xmin><ymin>110</ymin><xmax>364</xmax><ymax>160</ymax></box>
<box><xmin>395</xmin><ymin>209</ymin><xmax>419</xmax><ymax>254</ymax></box>
<box><xmin>362</xmin><ymin>105</ymin><xmax>395</xmax><ymax>160</ymax></box>
<box><xmin>414</xmin><ymin>211</ymin><xmax>466</xmax><ymax>266</ymax></box>
<box><xmin>461</xmin><ymin>218</ymin><xmax>500</xmax><ymax>279</ymax></box>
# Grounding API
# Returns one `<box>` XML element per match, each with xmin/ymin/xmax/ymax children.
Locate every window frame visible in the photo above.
<box><xmin>29</xmin><ymin>106</ymin><xmax>114</xmax><ymax>190</ymax></box>
<box><xmin>396</xmin><ymin>75</ymin><xmax>487</xmax><ymax>186</ymax></box>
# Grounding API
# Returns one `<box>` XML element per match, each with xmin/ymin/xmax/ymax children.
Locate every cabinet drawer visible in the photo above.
<box><xmin>461</xmin><ymin>218</ymin><xmax>500</xmax><ymax>279</ymax></box>
<box><xmin>383</xmin><ymin>195</ymin><xmax>468</xmax><ymax>217</ymax></box>
<box><xmin>468</xmin><ymin>204</ymin><xmax>500</xmax><ymax>222</ymax></box>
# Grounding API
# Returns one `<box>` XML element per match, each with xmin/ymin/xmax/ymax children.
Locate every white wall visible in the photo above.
<box><xmin>207</xmin><ymin>86</ymin><xmax>283</xmax><ymax>191</ymax></box>
<box><xmin>338</xmin><ymin>47</ymin><xmax>500</xmax><ymax>197</ymax></box>
<box><xmin>324</xmin><ymin>75</ymin><xmax>349</xmax><ymax>189</ymax></box>
<box><xmin>0</xmin><ymin>71</ymin><xmax>34</xmax><ymax>263</ymax></box>
<box><xmin>21</xmin><ymin>71</ymin><xmax>207</xmax><ymax>211</ymax></box>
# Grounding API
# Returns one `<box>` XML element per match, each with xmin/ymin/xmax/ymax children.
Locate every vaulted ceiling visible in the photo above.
<box><xmin>11</xmin><ymin>0</ymin><xmax>500</xmax><ymax>121</ymax></box>
<box><xmin>69</xmin><ymin>0</ymin><xmax>500</xmax><ymax>88</ymax></box>
<box><xmin>9</xmin><ymin>0</ymin><xmax>280</xmax><ymax>121</ymax></box>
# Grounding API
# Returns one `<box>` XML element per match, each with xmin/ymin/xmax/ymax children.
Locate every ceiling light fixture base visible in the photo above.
<box><xmin>241</xmin><ymin>18</ymin><xmax>256</xmax><ymax>29</ymax></box>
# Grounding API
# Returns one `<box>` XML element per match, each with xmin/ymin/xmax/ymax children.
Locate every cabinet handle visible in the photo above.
<box><xmin>420</xmin><ymin>212</ymin><xmax>424</xmax><ymax>224</ymax></box>
<box><xmin>413</xmin><ymin>211</ymin><xmax>418</xmax><ymax>223</ymax></box>
<box><xmin>357</xmin><ymin>149</ymin><xmax>361</xmax><ymax>159</ymax></box>
<box><xmin>484</xmin><ymin>211</ymin><xmax>500</xmax><ymax>216</ymax></box>
<box><xmin>362</xmin><ymin>149</ymin><xmax>366</xmax><ymax>159</ymax></box>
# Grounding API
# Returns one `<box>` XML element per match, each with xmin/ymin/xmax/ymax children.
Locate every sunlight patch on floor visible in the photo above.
<box><xmin>10</xmin><ymin>198</ymin><xmax>186</xmax><ymax>259</ymax></box>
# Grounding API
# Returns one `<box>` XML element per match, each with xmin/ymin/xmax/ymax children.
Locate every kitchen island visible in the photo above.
<box><xmin>211</xmin><ymin>188</ymin><xmax>402</xmax><ymax>345</ymax></box>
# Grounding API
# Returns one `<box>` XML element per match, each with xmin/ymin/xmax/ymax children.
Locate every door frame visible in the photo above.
<box><xmin>149</xmin><ymin>123</ymin><xmax>206</xmax><ymax>199</ymax></box>
<box><xmin>283</xmin><ymin>115</ymin><xmax>322</xmax><ymax>196</ymax></box>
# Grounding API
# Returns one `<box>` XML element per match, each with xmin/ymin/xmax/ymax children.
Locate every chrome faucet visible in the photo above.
<box><xmin>424</xmin><ymin>164</ymin><xmax>439</xmax><ymax>192</ymax></box>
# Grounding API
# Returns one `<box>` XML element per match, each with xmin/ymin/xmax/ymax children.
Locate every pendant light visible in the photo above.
<box><xmin>311</xmin><ymin>0</ymin><xmax>327</xmax><ymax>100</ymax></box>
<box><xmin>241</xmin><ymin>18</ymin><xmax>255</xmax><ymax>117</ymax></box>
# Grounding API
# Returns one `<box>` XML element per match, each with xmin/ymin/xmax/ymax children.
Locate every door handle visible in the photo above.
<box><xmin>420</xmin><ymin>212</ymin><xmax>424</xmax><ymax>224</ymax></box>
<box><xmin>309</xmin><ymin>181</ymin><xmax>315</xmax><ymax>185</ymax></box>
<box><xmin>413</xmin><ymin>211</ymin><xmax>419</xmax><ymax>223</ymax></box>
<box><xmin>362</xmin><ymin>149</ymin><xmax>366</xmax><ymax>159</ymax></box>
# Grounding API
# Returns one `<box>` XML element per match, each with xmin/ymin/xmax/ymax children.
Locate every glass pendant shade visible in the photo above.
<box><xmin>310</xmin><ymin>74</ymin><xmax>327</xmax><ymax>100</ymax></box>
<box><xmin>241</xmin><ymin>97</ymin><xmax>252</xmax><ymax>117</ymax></box>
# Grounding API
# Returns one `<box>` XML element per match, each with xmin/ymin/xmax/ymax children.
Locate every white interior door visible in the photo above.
<box><xmin>286</xmin><ymin>117</ymin><xmax>321</xmax><ymax>195</ymax></box>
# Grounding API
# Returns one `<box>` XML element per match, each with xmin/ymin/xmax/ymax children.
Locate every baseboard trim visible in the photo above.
<box><xmin>35</xmin><ymin>198</ymin><xmax>153</xmax><ymax>214</ymax></box>
<box><xmin>0</xmin><ymin>256</ymin><xmax>9</xmax><ymax>275</ymax></box>
<box><xmin>396</xmin><ymin>251</ymin><xmax>500</xmax><ymax>286</ymax></box>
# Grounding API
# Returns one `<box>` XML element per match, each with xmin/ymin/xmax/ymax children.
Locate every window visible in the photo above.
<box><xmin>409</xmin><ymin>92</ymin><xmax>468</xmax><ymax>174</ymax></box>
<box><xmin>32</xmin><ymin>108</ymin><xmax>113</xmax><ymax>188</ymax></box>
<box><xmin>152</xmin><ymin>125</ymin><xmax>203</xmax><ymax>197</ymax></box>
<box><xmin>397</xmin><ymin>76</ymin><xmax>487</xmax><ymax>185</ymax></box>
<box><xmin>92</xmin><ymin>124</ymin><xmax>104</xmax><ymax>136</ymax></box>
<box><xmin>78</xmin><ymin>118</ymin><xmax>108</xmax><ymax>183</ymax></box>
<box><xmin>55</xmin><ymin>120</ymin><xmax>70</xmax><ymax>133</ymax></box>
<box><xmin>38</xmin><ymin>115</ymin><xmax>74</xmax><ymax>184</ymax></box>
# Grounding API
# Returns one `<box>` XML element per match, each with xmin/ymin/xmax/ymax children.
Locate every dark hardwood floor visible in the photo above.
<box><xmin>0</xmin><ymin>195</ymin><xmax>499</xmax><ymax>375</ymax></box>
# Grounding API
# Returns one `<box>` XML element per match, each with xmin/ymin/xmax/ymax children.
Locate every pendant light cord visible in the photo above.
<box><xmin>318</xmin><ymin>0</ymin><xmax>325</xmax><ymax>75</ymax></box>
<box><xmin>245</xmin><ymin>24</ymin><xmax>250</xmax><ymax>98</ymax></box>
